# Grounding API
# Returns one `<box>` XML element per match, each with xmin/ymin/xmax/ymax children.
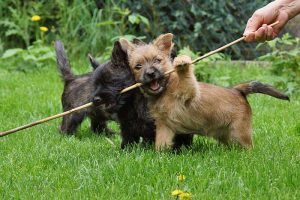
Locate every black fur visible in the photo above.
<box><xmin>55</xmin><ymin>41</ymin><xmax>115</xmax><ymax>135</ymax></box>
<box><xmin>92</xmin><ymin>41</ymin><xmax>193</xmax><ymax>149</ymax></box>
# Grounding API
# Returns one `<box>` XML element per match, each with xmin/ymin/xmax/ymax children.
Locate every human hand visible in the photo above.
<box><xmin>243</xmin><ymin>1</ymin><xmax>290</xmax><ymax>42</ymax></box>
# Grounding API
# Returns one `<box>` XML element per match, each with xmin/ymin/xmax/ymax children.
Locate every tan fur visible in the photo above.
<box><xmin>151</xmin><ymin>56</ymin><xmax>253</xmax><ymax>149</ymax></box>
<box><xmin>119</xmin><ymin>33</ymin><xmax>286</xmax><ymax>150</ymax></box>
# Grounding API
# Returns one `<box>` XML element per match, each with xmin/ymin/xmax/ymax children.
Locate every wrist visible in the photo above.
<box><xmin>276</xmin><ymin>0</ymin><xmax>300</xmax><ymax>19</ymax></box>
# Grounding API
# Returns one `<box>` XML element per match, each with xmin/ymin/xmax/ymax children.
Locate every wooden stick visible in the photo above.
<box><xmin>160</xmin><ymin>37</ymin><xmax>245</xmax><ymax>77</ymax></box>
<box><xmin>120</xmin><ymin>83</ymin><xmax>142</xmax><ymax>94</ymax></box>
<box><xmin>120</xmin><ymin>21</ymin><xmax>279</xmax><ymax>93</ymax></box>
<box><xmin>0</xmin><ymin>21</ymin><xmax>279</xmax><ymax>137</ymax></box>
<box><xmin>0</xmin><ymin>102</ymin><xmax>93</xmax><ymax>137</ymax></box>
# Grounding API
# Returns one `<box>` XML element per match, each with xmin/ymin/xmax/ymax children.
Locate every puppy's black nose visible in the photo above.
<box><xmin>145</xmin><ymin>68</ymin><xmax>156</xmax><ymax>79</ymax></box>
<box><xmin>93</xmin><ymin>96</ymin><xmax>102</xmax><ymax>105</ymax></box>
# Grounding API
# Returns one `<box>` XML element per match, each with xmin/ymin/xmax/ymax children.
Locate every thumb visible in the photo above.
<box><xmin>243</xmin><ymin>13</ymin><xmax>264</xmax><ymax>36</ymax></box>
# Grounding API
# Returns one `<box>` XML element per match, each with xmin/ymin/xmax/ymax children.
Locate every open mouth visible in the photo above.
<box><xmin>143</xmin><ymin>78</ymin><xmax>165</xmax><ymax>95</ymax></box>
<box><xmin>149</xmin><ymin>79</ymin><xmax>160</xmax><ymax>91</ymax></box>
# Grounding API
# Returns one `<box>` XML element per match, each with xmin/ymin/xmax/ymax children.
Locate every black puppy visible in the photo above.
<box><xmin>92</xmin><ymin>41</ymin><xmax>193</xmax><ymax>149</ymax></box>
<box><xmin>55</xmin><ymin>41</ymin><xmax>115</xmax><ymax>135</ymax></box>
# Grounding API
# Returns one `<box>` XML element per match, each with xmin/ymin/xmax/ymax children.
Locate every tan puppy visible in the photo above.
<box><xmin>120</xmin><ymin>33</ymin><xmax>289</xmax><ymax>150</ymax></box>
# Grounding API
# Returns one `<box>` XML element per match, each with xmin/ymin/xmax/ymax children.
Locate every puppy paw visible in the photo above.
<box><xmin>155</xmin><ymin>143</ymin><xmax>171</xmax><ymax>151</ymax></box>
<box><xmin>173</xmin><ymin>55</ymin><xmax>192</xmax><ymax>70</ymax></box>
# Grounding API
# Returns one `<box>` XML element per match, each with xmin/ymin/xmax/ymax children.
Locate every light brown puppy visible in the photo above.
<box><xmin>120</xmin><ymin>33</ymin><xmax>289</xmax><ymax>150</ymax></box>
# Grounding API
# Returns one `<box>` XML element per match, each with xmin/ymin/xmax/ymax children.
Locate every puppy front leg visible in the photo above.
<box><xmin>155</xmin><ymin>122</ymin><xmax>175</xmax><ymax>151</ymax></box>
<box><xmin>173</xmin><ymin>55</ymin><xmax>198</xmax><ymax>98</ymax></box>
<box><xmin>173</xmin><ymin>55</ymin><xmax>193</xmax><ymax>74</ymax></box>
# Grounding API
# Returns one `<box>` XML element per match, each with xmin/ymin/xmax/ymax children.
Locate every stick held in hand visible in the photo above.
<box><xmin>120</xmin><ymin>21</ymin><xmax>279</xmax><ymax>94</ymax></box>
<box><xmin>0</xmin><ymin>21</ymin><xmax>279</xmax><ymax>137</ymax></box>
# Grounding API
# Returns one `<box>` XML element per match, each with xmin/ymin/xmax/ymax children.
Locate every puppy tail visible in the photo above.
<box><xmin>234</xmin><ymin>81</ymin><xmax>289</xmax><ymax>101</ymax></box>
<box><xmin>55</xmin><ymin>40</ymin><xmax>75</xmax><ymax>83</ymax></box>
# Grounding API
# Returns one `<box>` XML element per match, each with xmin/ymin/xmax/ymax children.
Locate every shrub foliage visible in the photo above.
<box><xmin>124</xmin><ymin>0</ymin><xmax>269</xmax><ymax>59</ymax></box>
<box><xmin>0</xmin><ymin>0</ymin><xmax>269</xmax><ymax>59</ymax></box>
<box><xmin>258</xmin><ymin>33</ymin><xmax>300</xmax><ymax>94</ymax></box>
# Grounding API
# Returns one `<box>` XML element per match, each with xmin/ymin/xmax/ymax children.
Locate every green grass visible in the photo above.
<box><xmin>0</xmin><ymin>61</ymin><xmax>299</xmax><ymax>199</ymax></box>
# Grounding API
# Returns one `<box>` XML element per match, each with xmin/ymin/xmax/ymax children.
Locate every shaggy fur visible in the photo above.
<box><xmin>92</xmin><ymin>41</ymin><xmax>193</xmax><ymax>149</ymax></box>
<box><xmin>55</xmin><ymin>41</ymin><xmax>115</xmax><ymax>135</ymax></box>
<box><xmin>119</xmin><ymin>33</ymin><xmax>289</xmax><ymax>150</ymax></box>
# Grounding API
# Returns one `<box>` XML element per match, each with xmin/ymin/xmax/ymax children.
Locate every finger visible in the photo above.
<box><xmin>262</xmin><ymin>24</ymin><xmax>269</xmax><ymax>41</ymax></box>
<box><xmin>272</xmin><ymin>17</ymin><xmax>288</xmax><ymax>36</ymax></box>
<box><xmin>272</xmin><ymin>26</ymin><xmax>282</xmax><ymax>38</ymax></box>
<box><xmin>243</xmin><ymin>11</ymin><xmax>264</xmax><ymax>36</ymax></box>
<box><xmin>266</xmin><ymin>25</ymin><xmax>274</xmax><ymax>40</ymax></box>
<box><xmin>244</xmin><ymin>32</ymin><xmax>256</xmax><ymax>42</ymax></box>
<box><xmin>255</xmin><ymin>26</ymin><xmax>267</xmax><ymax>42</ymax></box>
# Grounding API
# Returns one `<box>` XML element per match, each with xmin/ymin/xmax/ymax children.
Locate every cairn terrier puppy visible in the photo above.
<box><xmin>119</xmin><ymin>33</ymin><xmax>289</xmax><ymax>150</ymax></box>
<box><xmin>92</xmin><ymin>40</ymin><xmax>193</xmax><ymax>149</ymax></box>
<box><xmin>55</xmin><ymin>41</ymin><xmax>115</xmax><ymax>135</ymax></box>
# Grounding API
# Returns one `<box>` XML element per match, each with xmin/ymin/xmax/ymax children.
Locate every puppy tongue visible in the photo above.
<box><xmin>150</xmin><ymin>80</ymin><xmax>160</xmax><ymax>91</ymax></box>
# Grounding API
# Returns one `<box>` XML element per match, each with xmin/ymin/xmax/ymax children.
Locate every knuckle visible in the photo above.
<box><xmin>253</xmin><ymin>10</ymin><xmax>263</xmax><ymax>18</ymax></box>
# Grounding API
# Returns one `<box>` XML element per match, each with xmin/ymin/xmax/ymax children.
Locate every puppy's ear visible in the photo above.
<box><xmin>111</xmin><ymin>41</ymin><xmax>129</xmax><ymax>67</ymax></box>
<box><xmin>132</xmin><ymin>38</ymin><xmax>146</xmax><ymax>46</ymax></box>
<box><xmin>153</xmin><ymin>33</ymin><xmax>173</xmax><ymax>54</ymax></box>
<box><xmin>88</xmin><ymin>54</ymin><xmax>100</xmax><ymax>70</ymax></box>
<box><xmin>119</xmin><ymin>38</ymin><xmax>135</xmax><ymax>54</ymax></box>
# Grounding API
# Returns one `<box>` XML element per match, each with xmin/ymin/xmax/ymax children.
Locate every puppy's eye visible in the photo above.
<box><xmin>135</xmin><ymin>64</ymin><xmax>142</xmax><ymax>70</ymax></box>
<box><xmin>154</xmin><ymin>58</ymin><xmax>162</xmax><ymax>64</ymax></box>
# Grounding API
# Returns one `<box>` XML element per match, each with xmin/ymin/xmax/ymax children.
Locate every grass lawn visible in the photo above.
<box><xmin>0</xmin><ymin>60</ymin><xmax>299</xmax><ymax>199</ymax></box>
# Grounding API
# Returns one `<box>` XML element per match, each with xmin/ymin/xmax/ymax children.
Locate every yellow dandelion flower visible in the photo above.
<box><xmin>40</xmin><ymin>26</ymin><xmax>48</xmax><ymax>32</ymax></box>
<box><xmin>177</xmin><ymin>174</ymin><xmax>186</xmax><ymax>181</ymax></box>
<box><xmin>171</xmin><ymin>189</ymin><xmax>184</xmax><ymax>196</ymax></box>
<box><xmin>179</xmin><ymin>192</ymin><xmax>192</xmax><ymax>199</ymax></box>
<box><xmin>31</xmin><ymin>15</ymin><xmax>41</xmax><ymax>22</ymax></box>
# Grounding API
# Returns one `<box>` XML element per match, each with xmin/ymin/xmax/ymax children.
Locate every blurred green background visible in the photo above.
<box><xmin>0</xmin><ymin>0</ymin><xmax>299</xmax><ymax>93</ymax></box>
<box><xmin>1</xmin><ymin>0</ymin><xmax>297</xmax><ymax>59</ymax></box>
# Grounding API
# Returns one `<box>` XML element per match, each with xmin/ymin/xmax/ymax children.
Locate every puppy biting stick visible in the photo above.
<box><xmin>0</xmin><ymin>21</ymin><xmax>279</xmax><ymax>137</ymax></box>
<box><xmin>120</xmin><ymin>21</ymin><xmax>279</xmax><ymax>94</ymax></box>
